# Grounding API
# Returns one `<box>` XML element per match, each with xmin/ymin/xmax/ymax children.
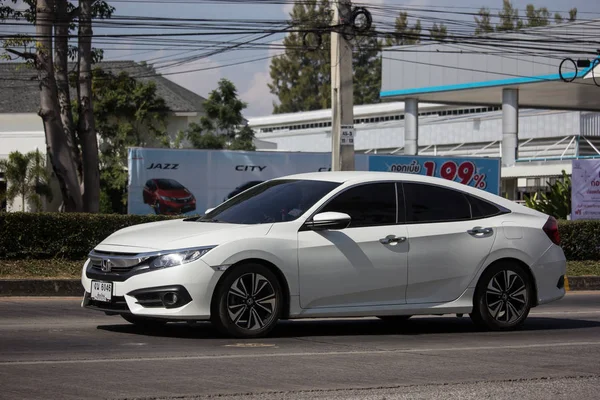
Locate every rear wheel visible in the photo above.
<box><xmin>470</xmin><ymin>261</ymin><xmax>533</xmax><ymax>331</ymax></box>
<box><xmin>211</xmin><ymin>263</ymin><xmax>283</xmax><ymax>338</ymax></box>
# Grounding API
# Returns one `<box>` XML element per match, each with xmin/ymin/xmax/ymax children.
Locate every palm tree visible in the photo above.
<box><xmin>0</xmin><ymin>150</ymin><xmax>53</xmax><ymax>212</ymax></box>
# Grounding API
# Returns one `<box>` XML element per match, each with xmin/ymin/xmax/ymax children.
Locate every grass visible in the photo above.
<box><xmin>0</xmin><ymin>259</ymin><xmax>84</xmax><ymax>279</ymax></box>
<box><xmin>566</xmin><ymin>261</ymin><xmax>600</xmax><ymax>277</ymax></box>
<box><xmin>1</xmin><ymin>259</ymin><xmax>600</xmax><ymax>279</ymax></box>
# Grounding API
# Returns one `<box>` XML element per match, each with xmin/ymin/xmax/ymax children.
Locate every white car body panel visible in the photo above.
<box><xmin>81</xmin><ymin>171</ymin><xmax>566</xmax><ymax>326</ymax></box>
<box><xmin>298</xmin><ymin>224</ymin><xmax>409</xmax><ymax>308</ymax></box>
<box><xmin>405</xmin><ymin>219</ymin><xmax>497</xmax><ymax>304</ymax></box>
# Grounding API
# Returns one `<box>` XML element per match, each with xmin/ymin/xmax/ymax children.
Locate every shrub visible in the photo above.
<box><xmin>525</xmin><ymin>170</ymin><xmax>571</xmax><ymax>220</ymax></box>
<box><xmin>0</xmin><ymin>212</ymin><xmax>177</xmax><ymax>260</ymax></box>
<box><xmin>558</xmin><ymin>220</ymin><xmax>600</xmax><ymax>261</ymax></box>
<box><xmin>1</xmin><ymin>212</ymin><xmax>600</xmax><ymax>262</ymax></box>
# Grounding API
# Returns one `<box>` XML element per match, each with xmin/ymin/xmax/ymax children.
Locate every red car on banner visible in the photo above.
<box><xmin>143</xmin><ymin>178</ymin><xmax>196</xmax><ymax>215</ymax></box>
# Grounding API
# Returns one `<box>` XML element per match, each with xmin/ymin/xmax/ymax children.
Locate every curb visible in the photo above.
<box><xmin>1</xmin><ymin>277</ymin><xmax>599</xmax><ymax>297</ymax></box>
<box><xmin>565</xmin><ymin>276</ymin><xmax>600</xmax><ymax>291</ymax></box>
<box><xmin>0</xmin><ymin>279</ymin><xmax>83</xmax><ymax>297</ymax></box>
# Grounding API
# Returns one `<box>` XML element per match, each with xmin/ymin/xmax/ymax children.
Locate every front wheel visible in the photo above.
<box><xmin>211</xmin><ymin>263</ymin><xmax>283</xmax><ymax>338</ymax></box>
<box><xmin>470</xmin><ymin>261</ymin><xmax>533</xmax><ymax>331</ymax></box>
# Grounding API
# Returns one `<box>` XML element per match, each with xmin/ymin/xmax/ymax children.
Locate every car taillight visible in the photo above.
<box><xmin>543</xmin><ymin>216</ymin><xmax>560</xmax><ymax>246</ymax></box>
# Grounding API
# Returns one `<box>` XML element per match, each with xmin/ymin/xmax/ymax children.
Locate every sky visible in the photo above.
<box><xmin>79</xmin><ymin>0</ymin><xmax>600</xmax><ymax>117</ymax></box>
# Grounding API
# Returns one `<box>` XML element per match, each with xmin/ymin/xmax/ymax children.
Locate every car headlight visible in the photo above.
<box><xmin>149</xmin><ymin>246</ymin><xmax>216</xmax><ymax>269</ymax></box>
<box><xmin>160</xmin><ymin>195</ymin><xmax>175</xmax><ymax>201</ymax></box>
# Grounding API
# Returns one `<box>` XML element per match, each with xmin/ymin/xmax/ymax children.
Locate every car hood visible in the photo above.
<box><xmin>95</xmin><ymin>219</ymin><xmax>273</xmax><ymax>253</ymax></box>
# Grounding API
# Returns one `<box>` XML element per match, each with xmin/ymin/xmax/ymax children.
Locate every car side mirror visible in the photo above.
<box><xmin>305</xmin><ymin>212</ymin><xmax>351</xmax><ymax>231</ymax></box>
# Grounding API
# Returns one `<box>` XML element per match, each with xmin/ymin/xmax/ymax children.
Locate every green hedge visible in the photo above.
<box><xmin>558</xmin><ymin>220</ymin><xmax>600</xmax><ymax>261</ymax></box>
<box><xmin>0</xmin><ymin>212</ymin><xmax>599</xmax><ymax>262</ymax></box>
<box><xmin>0</xmin><ymin>212</ymin><xmax>177</xmax><ymax>260</ymax></box>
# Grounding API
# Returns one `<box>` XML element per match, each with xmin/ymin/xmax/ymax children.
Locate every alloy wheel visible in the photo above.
<box><xmin>227</xmin><ymin>273</ymin><xmax>277</xmax><ymax>331</ymax></box>
<box><xmin>485</xmin><ymin>269</ymin><xmax>528</xmax><ymax>324</ymax></box>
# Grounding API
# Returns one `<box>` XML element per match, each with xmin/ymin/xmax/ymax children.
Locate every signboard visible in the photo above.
<box><xmin>127</xmin><ymin>148</ymin><xmax>368</xmax><ymax>216</ymax></box>
<box><xmin>571</xmin><ymin>159</ymin><xmax>600</xmax><ymax>220</ymax></box>
<box><xmin>341</xmin><ymin>125</ymin><xmax>354</xmax><ymax>146</ymax></box>
<box><xmin>368</xmin><ymin>155</ymin><xmax>500</xmax><ymax>195</ymax></box>
<box><xmin>127</xmin><ymin>148</ymin><xmax>500</xmax><ymax>216</ymax></box>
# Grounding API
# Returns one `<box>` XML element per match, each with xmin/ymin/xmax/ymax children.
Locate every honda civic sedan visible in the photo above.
<box><xmin>81</xmin><ymin>171</ymin><xmax>566</xmax><ymax>338</ymax></box>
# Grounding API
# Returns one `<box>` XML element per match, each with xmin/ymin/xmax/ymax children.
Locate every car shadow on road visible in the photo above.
<box><xmin>96</xmin><ymin>315</ymin><xmax>600</xmax><ymax>339</ymax></box>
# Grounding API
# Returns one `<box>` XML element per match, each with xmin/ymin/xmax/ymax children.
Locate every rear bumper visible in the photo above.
<box><xmin>531</xmin><ymin>245</ymin><xmax>567</xmax><ymax>306</ymax></box>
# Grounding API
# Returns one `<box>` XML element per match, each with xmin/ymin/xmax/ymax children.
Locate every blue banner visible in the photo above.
<box><xmin>368</xmin><ymin>155</ymin><xmax>500</xmax><ymax>195</ymax></box>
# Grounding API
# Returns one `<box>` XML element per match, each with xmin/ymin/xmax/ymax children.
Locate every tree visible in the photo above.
<box><xmin>384</xmin><ymin>12</ymin><xmax>422</xmax><ymax>47</ymax></box>
<box><xmin>475</xmin><ymin>7</ymin><xmax>494</xmax><ymax>35</ymax></box>
<box><xmin>525</xmin><ymin>4</ymin><xmax>550</xmax><ymax>28</ymax></box>
<box><xmin>185</xmin><ymin>78</ymin><xmax>256</xmax><ymax>151</ymax></box>
<box><xmin>474</xmin><ymin>2</ymin><xmax>577</xmax><ymax>34</ymax></box>
<box><xmin>0</xmin><ymin>0</ymin><xmax>114</xmax><ymax>213</ymax></box>
<box><xmin>0</xmin><ymin>150</ymin><xmax>53</xmax><ymax>212</ymax></box>
<box><xmin>269</xmin><ymin>0</ymin><xmax>382</xmax><ymax>114</ymax></box>
<box><xmin>496</xmin><ymin>0</ymin><xmax>523</xmax><ymax>32</ymax></box>
<box><xmin>569</xmin><ymin>8</ymin><xmax>577</xmax><ymax>22</ymax></box>
<box><xmin>429</xmin><ymin>23</ymin><xmax>448</xmax><ymax>41</ymax></box>
<box><xmin>554</xmin><ymin>13</ymin><xmax>563</xmax><ymax>24</ymax></box>
<box><xmin>91</xmin><ymin>69</ymin><xmax>169</xmax><ymax>213</ymax></box>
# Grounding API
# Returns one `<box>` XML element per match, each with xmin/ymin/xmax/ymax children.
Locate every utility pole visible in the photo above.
<box><xmin>331</xmin><ymin>0</ymin><xmax>355</xmax><ymax>171</ymax></box>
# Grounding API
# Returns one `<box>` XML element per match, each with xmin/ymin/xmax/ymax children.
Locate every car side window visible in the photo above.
<box><xmin>403</xmin><ymin>182</ymin><xmax>471</xmax><ymax>223</ymax></box>
<box><xmin>320</xmin><ymin>183</ymin><xmax>397</xmax><ymax>228</ymax></box>
<box><xmin>467</xmin><ymin>194</ymin><xmax>504</xmax><ymax>219</ymax></box>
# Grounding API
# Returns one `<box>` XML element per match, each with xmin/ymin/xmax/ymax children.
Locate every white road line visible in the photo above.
<box><xmin>530</xmin><ymin>310</ymin><xmax>600</xmax><ymax>315</ymax></box>
<box><xmin>2</xmin><ymin>341</ymin><xmax>600</xmax><ymax>366</ymax></box>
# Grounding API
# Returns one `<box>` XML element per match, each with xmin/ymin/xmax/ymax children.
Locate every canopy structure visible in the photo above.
<box><xmin>380</xmin><ymin>19</ymin><xmax>600</xmax><ymax>185</ymax></box>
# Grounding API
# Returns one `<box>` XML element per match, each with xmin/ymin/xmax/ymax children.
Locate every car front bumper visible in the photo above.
<box><xmin>81</xmin><ymin>258</ymin><xmax>222</xmax><ymax>320</ymax></box>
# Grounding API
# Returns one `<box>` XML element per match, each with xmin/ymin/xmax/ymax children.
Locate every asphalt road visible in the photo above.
<box><xmin>0</xmin><ymin>293</ymin><xmax>599</xmax><ymax>400</ymax></box>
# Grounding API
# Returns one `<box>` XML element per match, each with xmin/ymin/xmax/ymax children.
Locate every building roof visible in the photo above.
<box><xmin>0</xmin><ymin>61</ymin><xmax>206</xmax><ymax>114</ymax></box>
<box><xmin>380</xmin><ymin>19</ymin><xmax>600</xmax><ymax>111</ymax></box>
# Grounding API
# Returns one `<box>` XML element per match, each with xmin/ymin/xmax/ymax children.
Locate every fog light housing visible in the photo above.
<box><xmin>162</xmin><ymin>292</ymin><xmax>179</xmax><ymax>307</ymax></box>
<box><xmin>129</xmin><ymin>285</ymin><xmax>192</xmax><ymax>309</ymax></box>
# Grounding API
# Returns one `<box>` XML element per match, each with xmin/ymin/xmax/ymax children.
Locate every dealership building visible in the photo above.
<box><xmin>250</xmin><ymin>19</ymin><xmax>600</xmax><ymax>201</ymax></box>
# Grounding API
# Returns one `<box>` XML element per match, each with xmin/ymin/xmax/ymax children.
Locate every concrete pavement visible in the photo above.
<box><xmin>0</xmin><ymin>293</ymin><xmax>599</xmax><ymax>399</ymax></box>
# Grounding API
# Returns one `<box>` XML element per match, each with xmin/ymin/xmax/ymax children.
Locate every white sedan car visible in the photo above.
<box><xmin>81</xmin><ymin>171</ymin><xmax>566</xmax><ymax>338</ymax></box>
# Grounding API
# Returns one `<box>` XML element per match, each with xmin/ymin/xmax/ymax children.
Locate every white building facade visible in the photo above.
<box><xmin>249</xmin><ymin>102</ymin><xmax>600</xmax><ymax>201</ymax></box>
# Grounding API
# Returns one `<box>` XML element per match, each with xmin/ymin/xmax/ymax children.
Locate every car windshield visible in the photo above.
<box><xmin>199</xmin><ymin>179</ymin><xmax>340</xmax><ymax>224</ymax></box>
<box><xmin>156</xmin><ymin>179</ymin><xmax>185</xmax><ymax>190</ymax></box>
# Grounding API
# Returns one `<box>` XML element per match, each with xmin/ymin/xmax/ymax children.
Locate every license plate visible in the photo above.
<box><xmin>91</xmin><ymin>281</ymin><xmax>112</xmax><ymax>302</ymax></box>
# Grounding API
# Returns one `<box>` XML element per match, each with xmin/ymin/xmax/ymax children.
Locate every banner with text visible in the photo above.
<box><xmin>127</xmin><ymin>148</ymin><xmax>369</xmax><ymax>216</ymax></box>
<box><xmin>571</xmin><ymin>159</ymin><xmax>600</xmax><ymax>220</ymax></box>
<box><xmin>368</xmin><ymin>155</ymin><xmax>500</xmax><ymax>195</ymax></box>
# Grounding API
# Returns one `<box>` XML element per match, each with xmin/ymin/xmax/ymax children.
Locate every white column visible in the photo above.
<box><xmin>404</xmin><ymin>98</ymin><xmax>418</xmax><ymax>155</ymax></box>
<box><xmin>502</xmin><ymin>88</ymin><xmax>518</xmax><ymax>166</ymax></box>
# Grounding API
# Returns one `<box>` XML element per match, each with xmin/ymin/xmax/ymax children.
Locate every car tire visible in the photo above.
<box><xmin>121</xmin><ymin>314</ymin><xmax>167</xmax><ymax>328</ymax></box>
<box><xmin>211</xmin><ymin>263</ymin><xmax>283</xmax><ymax>338</ymax></box>
<box><xmin>470</xmin><ymin>261</ymin><xmax>533</xmax><ymax>331</ymax></box>
<box><xmin>377</xmin><ymin>315</ymin><xmax>412</xmax><ymax>323</ymax></box>
<box><xmin>154</xmin><ymin>200</ymin><xmax>161</xmax><ymax>215</ymax></box>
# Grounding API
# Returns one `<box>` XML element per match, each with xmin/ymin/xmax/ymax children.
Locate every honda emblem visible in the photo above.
<box><xmin>101</xmin><ymin>259</ymin><xmax>112</xmax><ymax>272</ymax></box>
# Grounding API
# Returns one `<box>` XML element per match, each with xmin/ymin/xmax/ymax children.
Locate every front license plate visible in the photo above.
<box><xmin>91</xmin><ymin>281</ymin><xmax>112</xmax><ymax>302</ymax></box>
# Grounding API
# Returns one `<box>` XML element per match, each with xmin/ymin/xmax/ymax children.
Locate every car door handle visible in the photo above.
<box><xmin>379</xmin><ymin>235</ymin><xmax>407</xmax><ymax>245</ymax></box>
<box><xmin>467</xmin><ymin>227</ymin><xmax>493</xmax><ymax>236</ymax></box>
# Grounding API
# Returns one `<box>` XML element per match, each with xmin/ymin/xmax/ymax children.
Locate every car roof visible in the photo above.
<box><xmin>279</xmin><ymin>171</ymin><xmax>444</xmax><ymax>184</ymax></box>
<box><xmin>277</xmin><ymin>171</ymin><xmax>531</xmax><ymax>214</ymax></box>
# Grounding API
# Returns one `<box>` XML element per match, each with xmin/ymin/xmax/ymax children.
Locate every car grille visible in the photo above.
<box><xmin>89</xmin><ymin>251</ymin><xmax>150</xmax><ymax>274</ymax></box>
<box><xmin>174</xmin><ymin>196</ymin><xmax>193</xmax><ymax>203</ymax></box>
